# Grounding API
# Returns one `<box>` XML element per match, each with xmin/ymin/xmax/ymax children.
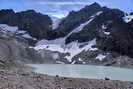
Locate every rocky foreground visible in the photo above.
<box><xmin>0</xmin><ymin>68</ymin><xmax>133</xmax><ymax>89</ymax></box>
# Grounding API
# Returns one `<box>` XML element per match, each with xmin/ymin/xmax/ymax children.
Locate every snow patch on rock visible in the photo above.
<box><xmin>71</xmin><ymin>60</ymin><xmax>76</xmax><ymax>64</ymax></box>
<box><xmin>123</xmin><ymin>15</ymin><xmax>133</xmax><ymax>23</ymax></box>
<box><xmin>96</xmin><ymin>54</ymin><xmax>106</xmax><ymax>61</ymax></box>
<box><xmin>91</xmin><ymin>11</ymin><xmax>103</xmax><ymax>18</ymax></box>
<box><xmin>78</xmin><ymin>58</ymin><xmax>83</xmax><ymax>62</ymax></box>
<box><xmin>35</xmin><ymin>39</ymin><xmax>97</xmax><ymax>62</ymax></box>
<box><xmin>0</xmin><ymin>24</ymin><xmax>36</xmax><ymax>40</ymax></box>
<box><xmin>36</xmin><ymin>38</ymin><xmax>65</xmax><ymax>46</ymax></box>
<box><xmin>34</xmin><ymin>44</ymin><xmax>65</xmax><ymax>53</ymax></box>
<box><xmin>0</xmin><ymin>24</ymin><xmax>18</xmax><ymax>32</ymax></box>
<box><xmin>103</xmin><ymin>31</ymin><xmax>110</xmax><ymax>35</ymax></box>
<box><xmin>102</xmin><ymin>24</ymin><xmax>107</xmax><ymax>30</ymax></box>
<box><xmin>66</xmin><ymin>18</ymin><xmax>94</xmax><ymax>37</ymax></box>
<box><xmin>96</xmin><ymin>11</ymin><xmax>103</xmax><ymax>16</ymax></box>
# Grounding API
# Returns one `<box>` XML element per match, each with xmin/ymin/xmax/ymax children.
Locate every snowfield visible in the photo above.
<box><xmin>35</xmin><ymin>38</ymin><xmax>97</xmax><ymax>62</ymax></box>
<box><xmin>34</xmin><ymin>11</ymin><xmax>105</xmax><ymax>62</ymax></box>
<box><xmin>0</xmin><ymin>11</ymin><xmax>108</xmax><ymax>63</ymax></box>
<box><xmin>96</xmin><ymin>54</ymin><xmax>106</xmax><ymax>61</ymax></box>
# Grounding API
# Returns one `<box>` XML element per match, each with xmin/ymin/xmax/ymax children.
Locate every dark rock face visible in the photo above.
<box><xmin>130</xmin><ymin>12</ymin><xmax>133</xmax><ymax>15</ymax></box>
<box><xmin>94</xmin><ymin>10</ymin><xmax>133</xmax><ymax>57</ymax></box>
<box><xmin>65</xmin><ymin>8</ymin><xmax>125</xmax><ymax>43</ymax></box>
<box><xmin>130</xmin><ymin>21</ymin><xmax>133</xmax><ymax>27</ymax></box>
<box><xmin>1</xmin><ymin>3</ymin><xmax>133</xmax><ymax>63</ymax></box>
<box><xmin>0</xmin><ymin>9</ymin><xmax>17</xmax><ymax>25</ymax></box>
<box><xmin>0</xmin><ymin>9</ymin><xmax>52</xmax><ymax>40</ymax></box>
<box><xmin>129</xmin><ymin>14</ymin><xmax>133</xmax><ymax>27</ymax></box>
<box><xmin>55</xmin><ymin>2</ymin><xmax>102</xmax><ymax>37</ymax></box>
<box><xmin>65</xmin><ymin>7</ymin><xmax>133</xmax><ymax>57</ymax></box>
<box><xmin>98</xmin><ymin>20</ymin><xmax>133</xmax><ymax>57</ymax></box>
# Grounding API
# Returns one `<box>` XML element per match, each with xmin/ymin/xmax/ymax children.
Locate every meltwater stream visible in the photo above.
<box><xmin>29</xmin><ymin>64</ymin><xmax>133</xmax><ymax>81</ymax></box>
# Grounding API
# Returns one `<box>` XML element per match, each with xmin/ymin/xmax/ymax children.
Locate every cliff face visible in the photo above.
<box><xmin>55</xmin><ymin>2</ymin><xmax>102</xmax><ymax>37</ymax></box>
<box><xmin>65</xmin><ymin>8</ymin><xmax>133</xmax><ymax>57</ymax></box>
<box><xmin>33</xmin><ymin>3</ymin><xmax>133</xmax><ymax>66</ymax></box>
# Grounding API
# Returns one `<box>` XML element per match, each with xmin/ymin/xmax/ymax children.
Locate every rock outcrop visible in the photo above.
<box><xmin>1</xmin><ymin>3</ymin><xmax>133</xmax><ymax>67</ymax></box>
<box><xmin>0</xmin><ymin>9</ymin><xmax>52</xmax><ymax>40</ymax></box>
<box><xmin>32</xmin><ymin>3</ymin><xmax>133</xmax><ymax>65</ymax></box>
<box><xmin>62</xmin><ymin>6</ymin><xmax>133</xmax><ymax>58</ymax></box>
<box><xmin>55</xmin><ymin>2</ymin><xmax>102</xmax><ymax>37</ymax></box>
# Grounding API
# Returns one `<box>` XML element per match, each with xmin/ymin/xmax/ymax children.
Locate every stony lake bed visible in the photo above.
<box><xmin>0</xmin><ymin>69</ymin><xmax>133</xmax><ymax>89</ymax></box>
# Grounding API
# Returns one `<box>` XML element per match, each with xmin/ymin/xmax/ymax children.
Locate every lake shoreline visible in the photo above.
<box><xmin>28</xmin><ymin>62</ymin><xmax>133</xmax><ymax>70</ymax></box>
<box><xmin>28</xmin><ymin>64</ymin><xmax>133</xmax><ymax>82</ymax></box>
<box><xmin>0</xmin><ymin>69</ymin><xmax>133</xmax><ymax>89</ymax></box>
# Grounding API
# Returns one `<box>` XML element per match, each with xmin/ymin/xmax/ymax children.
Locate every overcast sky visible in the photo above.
<box><xmin>0</xmin><ymin>0</ymin><xmax>133</xmax><ymax>18</ymax></box>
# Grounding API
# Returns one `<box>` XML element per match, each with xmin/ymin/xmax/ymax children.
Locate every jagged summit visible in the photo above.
<box><xmin>0</xmin><ymin>2</ymin><xmax>133</xmax><ymax>65</ymax></box>
<box><xmin>0</xmin><ymin>9</ymin><xmax>15</xmax><ymax>14</ymax></box>
<box><xmin>83</xmin><ymin>2</ymin><xmax>101</xmax><ymax>10</ymax></box>
<box><xmin>55</xmin><ymin>2</ymin><xmax>103</xmax><ymax>37</ymax></box>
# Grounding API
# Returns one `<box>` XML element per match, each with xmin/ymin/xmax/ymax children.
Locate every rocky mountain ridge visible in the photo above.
<box><xmin>0</xmin><ymin>9</ymin><xmax>52</xmax><ymax>40</ymax></box>
<box><xmin>33</xmin><ymin>3</ymin><xmax>133</xmax><ymax>66</ymax></box>
<box><xmin>0</xmin><ymin>2</ymin><xmax>133</xmax><ymax>67</ymax></box>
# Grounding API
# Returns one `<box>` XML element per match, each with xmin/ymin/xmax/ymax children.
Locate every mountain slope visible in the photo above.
<box><xmin>0</xmin><ymin>25</ymin><xmax>45</xmax><ymax>68</ymax></box>
<box><xmin>33</xmin><ymin>3</ymin><xmax>133</xmax><ymax>67</ymax></box>
<box><xmin>0</xmin><ymin>3</ymin><xmax>133</xmax><ymax>67</ymax></box>
<box><xmin>55</xmin><ymin>2</ymin><xmax>102</xmax><ymax>37</ymax></box>
<box><xmin>0</xmin><ymin>9</ymin><xmax>52</xmax><ymax>40</ymax></box>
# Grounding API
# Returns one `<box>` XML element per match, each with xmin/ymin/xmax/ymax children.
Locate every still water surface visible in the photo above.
<box><xmin>29</xmin><ymin>64</ymin><xmax>133</xmax><ymax>81</ymax></box>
